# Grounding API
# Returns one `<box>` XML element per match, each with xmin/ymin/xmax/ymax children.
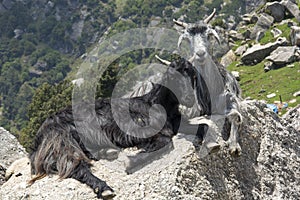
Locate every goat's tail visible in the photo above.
<box><xmin>29</xmin><ymin>123</ymin><xmax>91</xmax><ymax>184</ymax></box>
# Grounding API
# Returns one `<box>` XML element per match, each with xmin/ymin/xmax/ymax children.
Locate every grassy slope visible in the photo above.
<box><xmin>228</xmin><ymin>61</ymin><xmax>300</xmax><ymax>108</ymax></box>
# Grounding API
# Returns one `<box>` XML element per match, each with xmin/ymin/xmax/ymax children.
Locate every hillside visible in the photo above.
<box><xmin>0</xmin><ymin>0</ymin><xmax>267</xmax><ymax>148</ymax></box>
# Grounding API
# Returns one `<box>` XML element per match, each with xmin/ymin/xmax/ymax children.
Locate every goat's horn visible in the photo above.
<box><xmin>155</xmin><ymin>55</ymin><xmax>171</xmax><ymax>66</ymax></box>
<box><xmin>173</xmin><ymin>19</ymin><xmax>188</xmax><ymax>28</ymax></box>
<box><xmin>204</xmin><ymin>8</ymin><xmax>216</xmax><ymax>24</ymax></box>
<box><xmin>208</xmin><ymin>29</ymin><xmax>221</xmax><ymax>45</ymax></box>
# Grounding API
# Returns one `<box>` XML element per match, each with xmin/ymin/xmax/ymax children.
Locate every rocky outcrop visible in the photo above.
<box><xmin>0</xmin><ymin>101</ymin><xmax>299</xmax><ymax>200</ymax></box>
<box><xmin>266</xmin><ymin>46</ymin><xmax>300</xmax><ymax>67</ymax></box>
<box><xmin>241</xmin><ymin>37</ymin><xmax>287</xmax><ymax>65</ymax></box>
<box><xmin>0</xmin><ymin>127</ymin><xmax>27</xmax><ymax>186</ymax></box>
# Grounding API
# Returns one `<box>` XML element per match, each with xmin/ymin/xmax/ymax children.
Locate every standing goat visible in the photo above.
<box><xmin>173</xmin><ymin>9</ymin><xmax>243</xmax><ymax>156</ymax></box>
<box><xmin>29</xmin><ymin>58</ymin><xmax>198</xmax><ymax>199</ymax></box>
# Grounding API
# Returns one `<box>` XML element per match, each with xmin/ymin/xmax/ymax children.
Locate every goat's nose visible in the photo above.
<box><xmin>196</xmin><ymin>49</ymin><xmax>206</xmax><ymax>58</ymax></box>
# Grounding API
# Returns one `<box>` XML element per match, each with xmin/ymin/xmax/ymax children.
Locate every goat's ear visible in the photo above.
<box><xmin>207</xmin><ymin>28</ymin><xmax>221</xmax><ymax>45</ymax></box>
<box><xmin>173</xmin><ymin>19</ymin><xmax>188</xmax><ymax>28</ymax></box>
<box><xmin>155</xmin><ymin>55</ymin><xmax>171</xmax><ymax>66</ymax></box>
<box><xmin>204</xmin><ymin>8</ymin><xmax>216</xmax><ymax>24</ymax></box>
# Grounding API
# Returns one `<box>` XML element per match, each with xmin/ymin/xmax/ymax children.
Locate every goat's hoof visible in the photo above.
<box><xmin>101</xmin><ymin>190</ymin><xmax>116</xmax><ymax>199</ymax></box>
<box><xmin>95</xmin><ymin>186</ymin><xmax>115</xmax><ymax>199</ymax></box>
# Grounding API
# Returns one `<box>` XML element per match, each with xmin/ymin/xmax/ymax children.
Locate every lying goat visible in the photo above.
<box><xmin>29</xmin><ymin>58</ymin><xmax>198</xmax><ymax>199</ymax></box>
<box><xmin>173</xmin><ymin>9</ymin><xmax>243</xmax><ymax>155</ymax></box>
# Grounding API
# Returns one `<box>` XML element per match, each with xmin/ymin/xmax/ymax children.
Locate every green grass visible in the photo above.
<box><xmin>260</xmin><ymin>23</ymin><xmax>291</xmax><ymax>44</ymax></box>
<box><xmin>228</xmin><ymin>61</ymin><xmax>300</xmax><ymax>108</ymax></box>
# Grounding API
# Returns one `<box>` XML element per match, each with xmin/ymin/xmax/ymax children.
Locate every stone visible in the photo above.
<box><xmin>250</xmin><ymin>13</ymin><xmax>274</xmax><ymax>39</ymax></box>
<box><xmin>270</xmin><ymin>28</ymin><xmax>282</xmax><ymax>38</ymax></box>
<box><xmin>264</xmin><ymin>61</ymin><xmax>273</xmax><ymax>72</ymax></box>
<box><xmin>281</xmin><ymin>0</ymin><xmax>300</xmax><ymax>22</ymax></box>
<box><xmin>234</xmin><ymin>45</ymin><xmax>248</xmax><ymax>56</ymax></box>
<box><xmin>255</xmin><ymin>31</ymin><xmax>265</xmax><ymax>42</ymax></box>
<box><xmin>267</xmin><ymin>93</ymin><xmax>276</xmax><ymax>98</ymax></box>
<box><xmin>0</xmin><ymin>127</ymin><xmax>27</xmax><ymax>187</ymax></box>
<box><xmin>241</xmin><ymin>37</ymin><xmax>287</xmax><ymax>65</ymax></box>
<box><xmin>266</xmin><ymin>46</ymin><xmax>299</xmax><ymax>67</ymax></box>
<box><xmin>228</xmin><ymin>30</ymin><xmax>244</xmax><ymax>41</ymax></box>
<box><xmin>231</xmin><ymin>71</ymin><xmax>240</xmax><ymax>81</ymax></box>
<box><xmin>265</xmin><ymin>2</ymin><xmax>286</xmax><ymax>22</ymax></box>
<box><xmin>290</xmin><ymin>26</ymin><xmax>300</xmax><ymax>46</ymax></box>
<box><xmin>220</xmin><ymin>50</ymin><xmax>236</xmax><ymax>67</ymax></box>
<box><xmin>293</xmin><ymin>90</ymin><xmax>300</xmax><ymax>97</ymax></box>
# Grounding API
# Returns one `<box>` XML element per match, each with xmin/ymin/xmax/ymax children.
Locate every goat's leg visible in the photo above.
<box><xmin>226</xmin><ymin>110</ymin><xmax>242</xmax><ymax>156</ymax></box>
<box><xmin>70</xmin><ymin>161</ymin><xmax>115</xmax><ymax>199</ymax></box>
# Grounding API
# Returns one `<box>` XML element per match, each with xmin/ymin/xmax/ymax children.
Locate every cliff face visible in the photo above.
<box><xmin>0</xmin><ymin>101</ymin><xmax>299</xmax><ymax>200</ymax></box>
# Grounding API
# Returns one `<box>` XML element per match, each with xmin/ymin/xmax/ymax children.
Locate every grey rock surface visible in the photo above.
<box><xmin>291</xmin><ymin>26</ymin><xmax>300</xmax><ymax>46</ymax></box>
<box><xmin>265</xmin><ymin>2</ymin><xmax>286</xmax><ymax>22</ymax></box>
<box><xmin>0</xmin><ymin>101</ymin><xmax>299</xmax><ymax>200</ymax></box>
<box><xmin>0</xmin><ymin>127</ymin><xmax>27</xmax><ymax>186</ymax></box>
<box><xmin>266</xmin><ymin>46</ymin><xmax>299</xmax><ymax>67</ymax></box>
<box><xmin>250</xmin><ymin>13</ymin><xmax>274</xmax><ymax>39</ymax></box>
<box><xmin>241</xmin><ymin>37</ymin><xmax>287</xmax><ymax>65</ymax></box>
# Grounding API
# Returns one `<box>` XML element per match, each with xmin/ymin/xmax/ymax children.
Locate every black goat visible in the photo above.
<box><xmin>29</xmin><ymin>58</ymin><xmax>198</xmax><ymax>199</ymax></box>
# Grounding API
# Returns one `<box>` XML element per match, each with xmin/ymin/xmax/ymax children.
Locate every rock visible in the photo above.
<box><xmin>281</xmin><ymin>0</ymin><xmax>300</xmax><ymax>22</ymax></box>
<box><xmin>242</xmin><ymin>13</ymin><xmax>258</xmax><ymax>24</ymax></box>
<box><xmin>293</xmin><ymin>90</ymin><xmax>300</xmax><ymax>97</ymax></box>
<box><xmin>255</xmin><ymin>31</ymin><xmax>265</xmax><ymax>42</ymax></box>
<box><xmin>241</xmin><ymin>37</ymin><xmax>287</xmax><ymax>65</ymax></box>
<box><xmin>234</xmin><ymin>44</ymin><xmax>248</xmax><ymax>56</ymax></box>
<box><xmin>231</xmin><ymin>71</ymin><xmax>240</xmax><ymax>81</ymax></box>
<box><xmin>270</xmin><ymin>28</ymin><xmax>282</xmax><ymax>38</ymax></box>
<box><xmin>250</xmin><ymin>13</ymin><xmax>274</xmax><ymax>39</ymax></box>
<box><xmin>265</xmin><ymin>2</ymin><xmax>286</xmax><ymax>22</ymax></box>
<box><xmin>1</xmin><ymin>101</ymin><xmax>299</xmax><ymax>199</ymax></box>
<box><xmin>264</xmin><ymin>61</ymin><xmax>273</xmax><ymax>72</ymax></box>
<box><xmin>291</xmin><ymin>26</ymin><xmax>300</xmax><ymax>46</ymax></box>
<box><xmin>267</xmin><ymin>93</ymin><xmax>276</xmax><ymax>98</ymax></box>
<box><xmin>242</xmin><ymin>29</ymin><xmax>251</xmax><ymax>39</ymax></box>
<box><xmin>228</xmin><ymin>30</ymin><xmax>244</xmax><ymax>41</ymax></box>
<box><xmin>0</xmin><ymin>127</ymin><xmax>27</xmax><ymax>186</ymax></box>
<box><xmin>282</xmin><ymin>104</ymin><xmax>300</xmax><ymax>132</ymax></box>
<box><xmin>220</xmin><ymin>50</ymin><xmax>236</xmax><ymax>67</ymax></box>
<box><xmin>266</xmin><ymin>46</ymin><xmax>299</xmax><ymax>67</ymax></box>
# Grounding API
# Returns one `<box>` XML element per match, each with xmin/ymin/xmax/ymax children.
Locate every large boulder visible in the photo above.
<box><xmin>281</xmin><ymin>0</ymin><xmax>300</xmax><ymax>22</ymax></box>
<box><xmin>250</xmin><ymin>13</ymin><xmax>274</xmax><ymax>39</ymax></box>
<box><xmin>265</xmin><ymin>1</ymin><xmax>286</xmax><ymax>22</ymax></box>
<box><xmin>0</xmin><ymin>101</ymin><xmax>299</xmax><ymax>200</ymax></box>
<box><xmin>241</xmin><ymin>37</ymin><xmax>287</xmax><ymax>65</ymax></box>
<box><xmin>266</xmin><ymin>46</ymin><xmax>300</xmax><ymax>67</ymax></box>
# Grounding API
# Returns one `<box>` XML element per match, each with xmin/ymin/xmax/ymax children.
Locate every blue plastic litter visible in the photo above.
<box><xmin>267</xmin><ymin>104</ymin><xmax>278</xmax><ymax>114</ymax></box>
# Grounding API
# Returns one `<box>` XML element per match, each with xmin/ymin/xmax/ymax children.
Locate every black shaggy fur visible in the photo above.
<box><xmin>29</xmin><ymin>58</ymin><xmax>198</xmax><ymax>199</ymax></box>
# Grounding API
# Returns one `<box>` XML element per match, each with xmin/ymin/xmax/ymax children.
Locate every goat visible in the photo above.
<box><xmin>29</xmin><ymin>58</ymin><xmax>198</xmax><ymax>199</ymax></box>
<box><xmin>173</xmin><ymin>9</ymin><xmax>243</xmax><ymax>156</ymax></box>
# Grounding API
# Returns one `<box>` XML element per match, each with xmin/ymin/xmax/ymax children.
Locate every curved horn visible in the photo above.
<box><xmin>173</xmin><ymin>19</ymin><xmax>188</xmax><ymax>28</ymax></box>
<box><xmin>155</xmin><ymin>55</ymin><xmax>171</xmax><ymax>66</ymax></box>
<box><xmin>207</xmin><ymin>28</ymin><xmax>221</xmax><ymax>44</ymax></box>
<box><xmin>204</xmin><ymin>8</ymin><xmax>216</xmax><ymax>24</ymax></box>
